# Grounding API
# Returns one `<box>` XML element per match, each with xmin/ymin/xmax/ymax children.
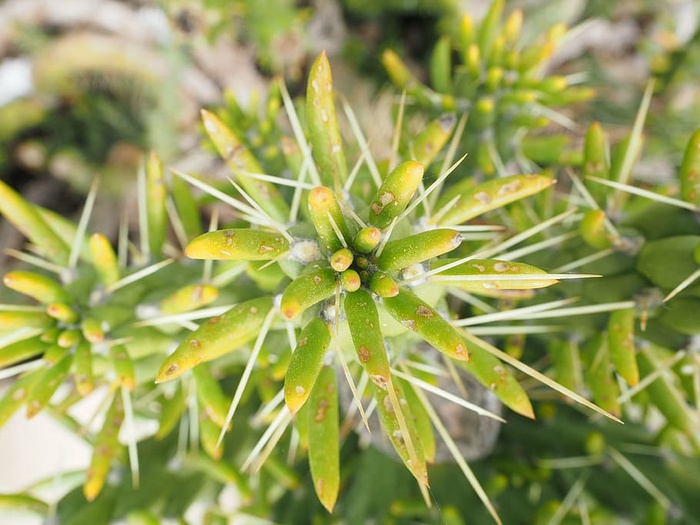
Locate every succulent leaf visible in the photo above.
<box><xmin>437</xmin><ymin>174</ymin><xmax>554</xmax><ymax>226</ymax></box>
<box><xmin>383</xmin><ymin>289</ymin><xmax>469</xmax><ymax>362</ymax></box>
<box><xmin>284</xmin><ymin>318</ymin><xmax>332</xmax><ymax>414</ymax></box>
<box><xmin>156</xmin><ymin>296</ymin><xmax>274</xmax><ymax>382</ymax></box>
<box><xmin>368</xmin><ymin>161</ymin><xmax>424</xmax><ymax>229</ymax></box>
<box><xmin>344</xmin><ymin>289</ymin><xmax>391</xmax><ymax>388</ymax></box>
<box><xmin>186</xmin><ymin>229</ymin><xmax>289</xmax><ymax>261</ymax></box>
<box><xmin>430</xmin><ymin>258</ymin><xmax>558</xmax><ymax>292</ymax></box>
<box><xmin>376</xmin><ymin>229</ymin><xmax>462</xmax><ymax>271</ymax></box>
<box><xmin>307</xmin><ymin>365</ymin><xmax>340</xmax><ymax>513</ymax></box>
<box><xmin>280</xmin><ymin>267</ymin><xmax>337</xmax><ymax>320</ymax></box>
<box><xmin>307</xmin><ymin>51</ymin><xmax>348</xmax><ymax>190</ymax></box>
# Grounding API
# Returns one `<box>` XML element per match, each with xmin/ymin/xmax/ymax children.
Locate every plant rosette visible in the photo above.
<box><xmin>153</xmin><ymin>51</ymin><xmax>610</xmax><ymax>516</ymax></box>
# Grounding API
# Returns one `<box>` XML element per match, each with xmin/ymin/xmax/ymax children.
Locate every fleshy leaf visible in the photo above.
<box><xmin>156</xmin><ymin>296</ymin><xmax>274</xmax><ymax>382</ymax></box>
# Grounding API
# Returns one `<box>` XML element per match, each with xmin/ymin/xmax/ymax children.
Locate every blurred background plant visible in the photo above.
<box><xmin>1</xmin><ymin>0</ymin><xmax>700</xmax><ymax>524</ymax></box>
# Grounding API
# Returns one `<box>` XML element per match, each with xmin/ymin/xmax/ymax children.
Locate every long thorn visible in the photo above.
<box><xmin>216</xmin><ymin>309</ymin><xmax>276</xmax><ymax>447</ymax></box>
<box><xmin>458</xmin><ymin>328</ymin><xmax>623</xmax><ymax>423</ymax></box>
<box><xmin>392</xmin><ymin>369</ymin><xmax>505</xmax><ymax>422</ymax></box>
<box><xmin>69</xmin><ymin>178</ymin><xmax>99</xmax><ymax>269</ymax></box>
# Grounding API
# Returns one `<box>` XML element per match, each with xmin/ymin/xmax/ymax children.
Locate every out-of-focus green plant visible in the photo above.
<box><xmin>382</xmin><ymin>0</ymin><xmax>593</xmax><ymax>177</ymax></box>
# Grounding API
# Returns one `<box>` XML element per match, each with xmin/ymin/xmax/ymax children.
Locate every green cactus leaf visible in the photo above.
<box><xmin>307</xmin><ymin>186</ymin><xmax>352</xmax><ymax>254</ymax></box>
<box><xmin>186</xmin><ymin>229</ymin><xmax>289</xmax><ymax>261</ymax></box>
<box><xmin>156</xmin><ymin>296</ymin><xmax>274</xmax><ymax>382</ymax></box>
<box><xmin>84</xmin><ymin>392</ymin><xmax>123</xmax><ymax>501</ymax></box>
<box><xmin>0</xmin><ymin>179</ymin><xmax>70</xmax><ymax>265</ymax></box>
<box><xmin>383</xmin><ymin>289</ymin><xmax>469</xmax><ymax>362</ymax></box>
<box><xmin>608</xmin><ymin>308</ymin><xmax>639</xmax><ymax>386</ymax></box>
<box><xmin>307</xmin><ymin>52</ymin><xmax>348</xmax><ymax>189</ymax></box>
<box><xmin>200</xmin><ymin>109</ymin><xmax>290</xmax><ymax>223</ymax></box>
<box><xmin>284</xmin><ymin>318</ymin><xmax>331</xmax><ymax>414</ymax></box>
<box><xmin>345</xmin><ymin>289</ymin><xmax>391</xmax><ymax>388</ymax></box>
<box><xmin>368</xmin><ymin>161</ymin><xmax>424</xmax><ymax>230</ymax></box>
<box><xmin>377</xmin><ymin>229</ymin><xmax>462</xmax><ymax>271</ymax></box>
<box><xmin>89</xmin><ymin>233</ymin><xmax>120</xmax><ymax>287</ymax></box>
<box><xmin>3</xmin><ymin>270</ymin><xmax>71</xmax><ymax>304</ymax></box>
<box><xmin>430</xmin><ymin>258</ymin><xmax>558</xmax><ymax>292</ymax></box>
<box><xmin>437</xmin><ymin>174</ymin><xmax>554</xmax><ymax>226</ymax></box>
<box><xmin>280</xmin><ymin>268</ymin><xmax>336</xmax><ymax>320</ymax></box>
<box><xmin>307</xmin><ymin>365</ymin><xmax>340</xmax><ymax>513</ymax></box>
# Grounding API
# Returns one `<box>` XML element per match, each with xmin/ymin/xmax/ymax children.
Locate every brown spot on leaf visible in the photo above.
<box><xmin>454</xmin><ymin>344</ymin><xmax>468</xmax><ymax>360</ymax></box>
<box><xmin>474</xmin><ymin>191</ymin><xmax>491</xmax><ymax>204</ymax></box>
<box><xmin>358</xmin><ymin>345</ymin><xmax>370</xmax><ymax>362</ymax></box>
<box><xmin>370</xmin><ymin>374</ymin><xmax>389</xmax><ymax>389</ymax></box>
<box><xmin>401</xmin><ymin>319</ymin><xmax>417</xmax><ymax>331</ymax></box>
<box><xmin>415</xmin><ymin>306</ymin><xmax>434</xmax><ymax>318</ymax></box>
<box><xmin>314</xmin><ymin>398</ymin><xmax>329</xmax><ymax>422</ymax></box>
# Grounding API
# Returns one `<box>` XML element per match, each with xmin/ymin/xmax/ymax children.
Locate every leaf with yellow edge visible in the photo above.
<box><xmin>156</xmin><ymin>296</ymin><xmax>273</xmax><ymax>382</ymax></box>
<box><xmin>437</xmin><ymin>174</ymin><xmax>554</xmax><ymax>226</ymax></box>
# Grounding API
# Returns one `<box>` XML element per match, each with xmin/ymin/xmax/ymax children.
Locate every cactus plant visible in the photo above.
<box><xmin>2</xmin><ymin>2</ymin><xmax>700</xmax><ymax>524</ymax></box>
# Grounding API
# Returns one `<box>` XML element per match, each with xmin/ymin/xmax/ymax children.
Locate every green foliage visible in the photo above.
<box><xmin>2</xmin><ymin>1</ymin><xmax>700</xmax><ymax>524</ymax></box>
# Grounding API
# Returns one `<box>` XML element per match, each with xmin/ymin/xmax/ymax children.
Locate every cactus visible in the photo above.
<box><xmin>2</xmin><ymin>2</ymin><xmax>700</xmax><ymax>524</ymax></box>
<box><xmin>382</xmin><ymin>0</ymin><xmax>593</xmax><ymax>178</ymax></box>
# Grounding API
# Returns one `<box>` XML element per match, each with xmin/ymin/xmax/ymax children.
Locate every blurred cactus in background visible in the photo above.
<box><xmin>1</xmin><ymin>1</ymin><xmax>700</xmax><ymax>524</ymax></box>
<box><xmin>381</xmin><ymin>0</ymin><xmax>594</xmax><ymax>179</ymax></box>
